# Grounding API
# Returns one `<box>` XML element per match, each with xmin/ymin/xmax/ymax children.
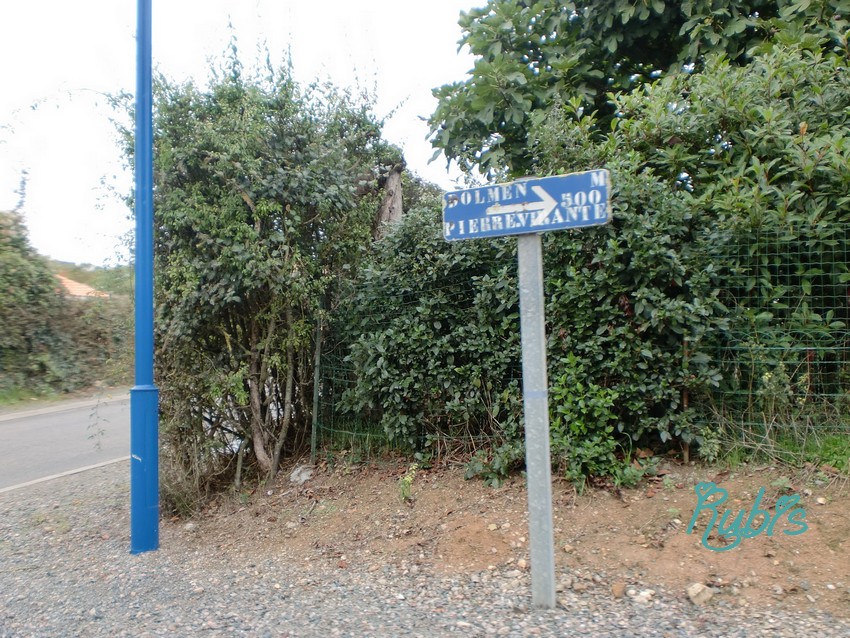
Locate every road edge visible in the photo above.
<box><xmin>0</xmin><ymin>456</ymin><xmax>130</xmax><ymax>495</ymax></box>
<box><xmin>0</xmin><ymin>392</ymin><xmax>130</xmax><ymax>423</ymax></box>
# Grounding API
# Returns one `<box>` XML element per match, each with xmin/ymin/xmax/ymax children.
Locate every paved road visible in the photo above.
<box><xmin>0</xmin><ymin>394</ymin><xmax>130</xmax><ymax>490</ymax></box>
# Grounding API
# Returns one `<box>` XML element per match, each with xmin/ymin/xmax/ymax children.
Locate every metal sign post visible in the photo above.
<box><xmin>443</xmin><ymin>169</ymin><xmax>611</xmax><ymax>608</ymax></box>
<box><xmin>517</xmin><ymin>232</ymin><xmax>556</xmax><ymax>608</ymax></box>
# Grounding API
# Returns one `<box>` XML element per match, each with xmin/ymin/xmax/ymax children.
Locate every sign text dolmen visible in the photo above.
<box><xmin>443</xmin><ymin>169</ymin><xmax>611</xmax><ymax>241</ymax></box>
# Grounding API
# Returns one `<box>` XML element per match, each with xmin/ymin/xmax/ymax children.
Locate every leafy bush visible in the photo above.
<box><xmin>341</xmin><ymin>36</ymin><xmax>850</xmax><ymax>482</ymax></box>
<box><xmin>339</xmin><ymin>150</ymin><xmax>725</xmax><ymax>483</ymax></box>
<box><xmin>0</xmin><ymin>210</ymin><xmax>61</xmax><ymax>392</ymax></box>
<box><xmin>0</xmin><ymin>210</ymin><xmax>130</xmax><ymax>397</ymax></box>
<box><xmin>549</xmin><ymin>354</ymin><xmax>620</xmax><ymax>483</ymax></box>
<box><xmin>339</xmin><ymin>205</ymin><xmax>521</xmax><ymax>450</ymax></box>
<box><xmin>531</xmin><ymin>36</ymin><xmax>850</xmax><ymax>456</ymax></box>
<box><xmin>429</xmin><ymin>0</ymin><xmax>850</xmax><ymax>176</ymax></box>
<box><xmin>113</xmin><ymin>47</ymin><xmax>403</xmax><ymax>502</ymax></box>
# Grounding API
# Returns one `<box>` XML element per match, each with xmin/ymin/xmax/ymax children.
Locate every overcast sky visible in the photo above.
<box><xmin>0</xmin><ymin>1</ymin><xmax>477</xmax><ymax>265</ymax></box>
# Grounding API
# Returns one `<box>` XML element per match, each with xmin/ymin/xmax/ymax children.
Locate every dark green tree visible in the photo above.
<box><xmin>0</xmin><ymin>209</ymin><xmax>62</xmax><ymax>391</ymax></box>
<box><xmin>117</xmin><ymin>49</ymin><xmax>401</xmax><ymax>500</ymax></box>
<box><xmin>429</xmin><ymin>0</ymin><xmax>850</xmax><ymax>176</ymax></box>
<box><xmin>344</xmin><ymin>34</ymin><xmax>850</xmax><ymax>483</ymax></box>
<box><xmin>0</xmin><ymin>209</ymin><xmax>128</xmax><ymax>395</ymax></box>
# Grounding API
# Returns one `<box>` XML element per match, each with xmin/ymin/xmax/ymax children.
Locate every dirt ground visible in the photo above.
<box><xmin>177</xmin><ymin>456</ymin><xmax>850</xmax><ymax>618</ymax></box>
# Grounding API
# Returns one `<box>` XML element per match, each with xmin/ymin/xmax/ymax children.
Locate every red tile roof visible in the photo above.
<box><xmin>56</xmin><ymin>274</ymin><xmax>110</xmax><ymax>299</ymax></box>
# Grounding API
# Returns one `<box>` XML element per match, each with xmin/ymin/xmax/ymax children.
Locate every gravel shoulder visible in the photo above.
<box><xmin>1</xmin><ymin>461</ymin><xmax>849</xmax><ymax>638</ymax></box>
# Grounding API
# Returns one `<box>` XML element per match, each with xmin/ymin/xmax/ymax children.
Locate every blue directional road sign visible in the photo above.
<box><xmin>443</xmin><ymin>169</ymin><xmax>611</xmax><ymax>241</ymax></box>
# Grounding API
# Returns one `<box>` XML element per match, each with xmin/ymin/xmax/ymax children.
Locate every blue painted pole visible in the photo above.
<box><xmin>130</xmin><ymin>0</ymin><xmax>159</xmax><ymax>554</ymax></box>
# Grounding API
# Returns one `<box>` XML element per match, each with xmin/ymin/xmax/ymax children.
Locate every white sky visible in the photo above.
<box><xmin>0</xmin><ymin>1</ymin><xmax>477</xmax><ymax>265</ymax></box>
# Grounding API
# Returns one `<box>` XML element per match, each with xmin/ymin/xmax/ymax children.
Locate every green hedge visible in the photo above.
<box><xmin>337</xmin><ymin>40</ymin><xmax>850</xmax><ymax>483</ymax></box>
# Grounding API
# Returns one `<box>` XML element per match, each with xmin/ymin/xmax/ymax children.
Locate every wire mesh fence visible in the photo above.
<box><xmin>701</xmin><ymin>224</ymin><xmax>850</xmax><ymax>464</ymax></box>
<box><xmin>314</xmin><ymin>223</ymin><xmax>850</xmax><ymax>468</ymax></box>
<box><xmin>313</xmin><ymin>355</ymin><xmax>393</xmax><ymax>460</ymax></box>
<box><xmin>313</xmin><ymin>255</ymin><xmax>522</xmax><ymax>464</ymax></box>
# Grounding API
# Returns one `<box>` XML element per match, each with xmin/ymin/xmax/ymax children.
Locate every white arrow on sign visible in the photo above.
<box><xmin>485</xmin><ymin>185</ymin><xmax>558</xmax><ymax>226</ymax></box>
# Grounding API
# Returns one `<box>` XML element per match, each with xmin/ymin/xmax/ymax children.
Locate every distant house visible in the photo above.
<box><xmin>56</xmin><ymin>274</ymin><xmax>110</xmax><ymax>299</ymax></box>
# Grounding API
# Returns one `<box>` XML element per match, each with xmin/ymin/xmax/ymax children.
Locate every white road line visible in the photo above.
<box><xmin>0</xmin><ymin>456</ymin><xmax>130</xmax><ymax>494</ymax></box>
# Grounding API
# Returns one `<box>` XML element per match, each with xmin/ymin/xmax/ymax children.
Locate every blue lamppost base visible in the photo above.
<box><xmin>130</xmin><ymin>384</ymin><xmax>159</xmax><ymax>554</ymax></box>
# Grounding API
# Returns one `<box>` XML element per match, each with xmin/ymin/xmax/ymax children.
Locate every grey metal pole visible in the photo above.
<box><xmin>310</xmin><ymin>316</ymin><xmax>322</xmax><ymax>465</ymax></box>
<box><xmin>516</xmin><ymin>233</ymin><xmax>556</xmax><ymax>609</ymax></box>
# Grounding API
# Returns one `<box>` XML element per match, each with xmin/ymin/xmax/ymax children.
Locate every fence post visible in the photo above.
<box><xmin>310</xmin><ymin>315</ymin><xmax>323</xmax><ymax>464</ymax></box>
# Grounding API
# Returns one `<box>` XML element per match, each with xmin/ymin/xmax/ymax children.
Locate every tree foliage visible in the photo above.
<box><xmin>344</xmin><ymin>33</ymin><xmax>850</xmax><ymax>483</ymax></box>
<box><xmin>341</xmin><ymin>155</ymin><xmax>725</xmax><ymax>484</ymax></box>
<box><xmin>0</xmin><ymin>210</ymin><xmax>62</xmax><ymax>390</ymax></box>
<box><xmin>588</xmin><ymin>42</ymin><xmax>850</xmax><ymax>433</ymax></box>
<box><xmin>339</xmin><ymin>205</ymin><xmax>521</xmax><ymax>452</ymax></box>
<box><xmin>121</xmin><ymin>48</ymin><xmax>402</xmax><ymax>501</ymax></box>
<box><xmin>0</xmin><ymin>211</ymin><xmax>130</xmax><ymax>395</ymax></box>
<box><xmin>429</xmin><ymin>0</ymin><xmax>850</xmax><ymax>176</ymax></box>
